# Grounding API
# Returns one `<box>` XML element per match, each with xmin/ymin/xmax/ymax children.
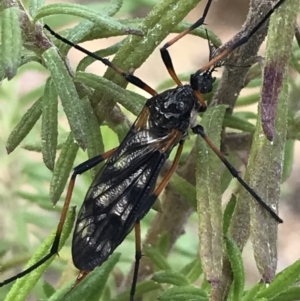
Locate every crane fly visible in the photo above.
<box><xmin>1</xmin><ymin>0</ymin><xmax>285</xmax><ymax>300</ymax></box>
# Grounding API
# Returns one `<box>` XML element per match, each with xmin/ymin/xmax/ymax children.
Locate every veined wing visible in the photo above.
<box><xmin>72</xmin><ymin>126</ymin><xmax>174</xmax><ymax>271</ymax></box>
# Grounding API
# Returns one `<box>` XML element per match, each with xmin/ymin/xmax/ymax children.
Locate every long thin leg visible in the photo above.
<box><xmin>129</xmin><ymin>142</ymin><xmax>184</xmax><ymax>300</ymax></box>
<box><xmin>43</xmin><ymin>25</ymin><xmax>157</xmax><ymax>97</ymax></box>
<box><xmin>130</xmin><ymin>222</ymin><xmax>142</xmax><ymax>301</ymax></box>
<box><xmin>160</xmin><ymin>0</ymin><xmax>213</xmax><ymax>87</ymax></box>
<box><xmin>192</xmin><ymin>124</ymin><xmax>283</xmax><ymax>223</ymax></box>
<box><xmin>0</xmin><ymin>148</ymin><xmax>117</xmax><ymax>287</ymax></box>
<box><xmin>197</xmin><ymin>0</ymin><xmax>287</xmax><ymax>73</ymax></box>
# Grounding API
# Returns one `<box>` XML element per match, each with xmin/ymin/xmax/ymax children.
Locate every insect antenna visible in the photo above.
<box><xmin>43</xmin><ymin>25</ymin><xmax>158</xmax><ymax>97</ymax></box>
<box><xmin>198</xmin><ymin>0</ymin><xmax>287</xmax><ymax>72</ymax></box>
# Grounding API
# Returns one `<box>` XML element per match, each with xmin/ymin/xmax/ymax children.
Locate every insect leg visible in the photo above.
<box><xmin>0</xmin><ymin>148</ymin><xmax>117</xmax><ymax>287</ymax></box>
<box><xmin>130</xmin><ymin>221</ymin><xmax>142</xmax><ymax>301</ymax></box>
<box><xmin>192</xmin><ymin>124</ymin><xmax>283</xmax><ymax>223</ymax></box>
<box><xmin>160</xmin><ymin>0</ymin><xmax>213</xmax><ymax>87</ymax></box>
<box><xmin>198</xmin><ymin>0</ymin><xmax>287</xmax><ymax>72</ymax></box>
<box><xmin>128</xmin><ymin>142</ymin><xmax>184</xmax><ymax>299</ymax></box>
<box><xmin>43</xmin><ymin>25</ymin><xmax>157</xmax><ymax>96</ymax></box>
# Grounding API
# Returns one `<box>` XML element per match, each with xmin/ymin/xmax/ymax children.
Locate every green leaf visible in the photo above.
<box><xmin>35</xmin><ymin>3</ymin><xmax>126</xmax><ymax>31</ymax></box>
<box><xmin>156</xmin><ymin>232</ymin><xmax>170</xmax><ymax>257</ymax></box>
<box><xmin>261</xmin><ymin>0</ymin><xmax>297</xmax><ymax>140</ymax></box>
<box><xmin>169</xmin><ymin>171</ymin><xmax>196</xmax><ymax>209</ymax></box>
<box><xmin>269</xmin><ymin>286</ymin><xmax>300</xmax><ymax>301</ymax></box>
<box><xmin>114</xmin><ymin>280</ymin><xmax>160</xmax><ymax>301</ymax></box>
<box><xmin>143</xmin><ymin>245</ymin><xmax>171</xmax><ymax>271</ymax></box>
<box><xmin>49</xmin><ymin>133</ymin><xmax>79</xmax><ymax>204</ymax></box>
<box><xmin>196</xmin><ymin>105</ymin><xmax>226</xmax><ymax>283</ymax></box>
<box><xmin>159</xmin><ymin>286</ymin><xmax>208</xmax><ymax>301</ymax></box>
<box><xmin>152</xmin><ymin>270</ymin><xmax>189</xmax><ymax>286</ymax></box>
<box><xmin>220</xmin><ymin>152</ymin><xmax>238</xmax><ymax>193</ymax></box>
<box><xmin>250</xmin><ymin>66</ymin><xmax>289</xmax><ymax>282</ymax></box>
<box><xmin>235</xmin><ymin>93</ymin><xmax>260</xmax><ymax>107</ymax></box>
<box><xmin>101</xmin><ymin>285</ymin><xmax>111</xmax><ymax>301</ymax></box>
<box><xmin>77</xmin><ymin>40</ymin><xmax>124</xmax><ymax>72</ymax></box>
<box><xmin>42</xmin><ymin>47</ymin><xmax>88</xmax><ymax>149</ymax></box>
<box><xmin>75</xmin><ymin>71</ymin><xmax>145</xmax><ymax>116</ymax></box>
<box><xmin>242</xmin><ymin>283</ymin><xmax>265</xmax><ymax>301</ymax></box>
<box><xmin>29</xmin><ymin>0</ymin><xmax>45</xmax><ymax>17</ymax></box>
<box><xmin>223</xmin><ymin>196</ymin><xmax>236</xmax><ymax>235</ymax></box>
<box><xmin>223</xmin><ymin>114</ymin><xmax>255</xmax><ymax>133</ymax></box>
<box><xmin>233</xmin><ymin>111</ymin><xmax>257</xmax><ymax>120</ymax></box>
<box><xmin>42</xmin><ymin>280</ymin><xmax>56</xmax><ymax>298</ymax></box>
<box><xmin>256</xmin><ymin>259</ymin><xmax>300</xmax><ymax>299</ymax></box>
<box><xmin>281</xmin><ymin>139</ymin><xmax>294</xmax><ymax>183</ymax></box>
<box><xmin>180</xmin><ymin>258</ymin><xmax>202</xmax><ymax>283</ymax></box>
<box><xmin>6</xmin><ymin>97</ymin><xmax>43</xmax><ymax>154</ymax></box>
<box><xmin>1</xmin><ymin>7</ymin><xmax>22</xmax><ymax>80</ymax></box>
<box><xmin>81</xmin><ymin>96</ymin><xmax>104</xmax><ymax>176</ymax></box>
<box><xmin>246</xmin><ymin>77</ymin><xmax>262</xmax><ymax>88</ymax></box>
<box><xmin>102</xmin><ymin>0</ymin><xmax>123</xmax><ymax>17</ymax></box>
<box><xmin>4</xmin><ymin>208</ymin><xmax>75</xmax><ymax>301</ymax></box>
<box><xmin>49</xmin><ymin>253</ymin><xmax>121</xmax><ymax>301</ymax></box>
<box><xmin>41</xmin><ymin>78</ymin><xmax>58</xmax><ymax>171</ymax></box>
<box><xmin>225</xmin><ymin>236</ymin><xmax>245</xmax><ymax>301</ymax></box>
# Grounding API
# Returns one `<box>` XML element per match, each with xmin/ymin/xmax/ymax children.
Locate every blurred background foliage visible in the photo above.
<box><xmin>0</xmin><ymin>0</ymin><xmax>300</xmax><ymax>301</ymax></box>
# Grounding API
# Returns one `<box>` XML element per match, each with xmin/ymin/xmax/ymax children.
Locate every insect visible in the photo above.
<box><xmin>1</xmin><ymin>0</ymin><xmax>285</xmax><ymax>300</ymax></box>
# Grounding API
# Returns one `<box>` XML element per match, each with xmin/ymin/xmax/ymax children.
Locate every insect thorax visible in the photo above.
<box><xmin>190</xmin><ymin>70</ymin><xmax>216</xmax><ymax>94</ymax></box>
<box><xmin>146</xmin><ymin>85</ymin><xmax>201</xmax><ymax>135</ymax></box>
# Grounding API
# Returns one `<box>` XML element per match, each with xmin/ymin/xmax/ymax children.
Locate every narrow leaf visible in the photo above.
<box><xmin>261</xmin><ymin>0</ymin><xmax>298</xmax><ymax>140</ymax></box>
<box><xmin>6</xmin><ymin>97</ymin><xmax>43</xmax><ymax>154</ymax></box>
<box><xmin>48</xmin><ymin>253</ymin><xmax>121</xmax><ymax>301</ymax></box>
<box><xmin>115</xmin><ymin>280</ymin><xmax>161</xmax><ymax>301</ymax></box>
<box><xmin>42</xmin><ymin>47</ymin><xmax>88</xmax><ymax>149</ymax></box>
<box><xmin>223</xmin><ymin>196</ymin><xmax>236</xmax><ymax>235</ymax></box>
<box><xmin>257</xmin><ymin>259</ymin><xmax>300</xmax><ymax>299</ymax></box>
<box><xmin>196</xmin><ymin>105</ymin><xmax>226</xmax><ymax>283</ymax></box>
<box><xmin>49</xmin><ymin>133</ymin><xmax>79</xmax><ymax>204</ymax></box>
<box><xmin>29</xmin><ymin>0</ymin><xmax>45</xmax><ymax>17</ymax></box>
<box><xmin>77</xmin><ymin>40</ymin><xmax>124</xmax><ymax>71</ymax></box>
<box><xmin>159</xmin><ymin>286</ymin><xmax>207</xmax><ymax>301</ymax></box>
<box><xmin>4</xmin><ymin>208</ymin><xmax>75</xmax><ymax>301</ymax></box>
<box><xmin>35</xmin><ymin>3</ymin><xmax>126</xmax><ymax>31</ymax></box>
<box><xmin>65</xmin><ymin>253</ymin><xmax>121</xmax><ymax>301</ymax></box>
<box><xmin>180</xmin><ymin>258</ymin><xmax>203</xmax><ymax>284</ymax></box>
<box><xmin>102</xmin><ymin>0</ymin><xmax>123</xmax><ymax>17</ymax></box>
<box><xmin>281</xmin><ymin>139</ymin><xmax>294</xmax><ymax>183</ymax></box>
<box><xmin>269</xmin><ymin>286</ymin><xmax>300</xmax><ymax>301</ymax></box>
<box><xmin>42</xmin><ymin>281</ymin><xmax>56</xmax><ymax>298</ymax></box>
<box><xmin>169</xmin><ymin>172</ymin><xmax>196</xmax><ymax>209</ymax></box>
<box><xmin>223</xmin><ymin>114</ymin><xmax>255</xmax><ymax>133</ymax></box>
<box><xmin>1</xmin><ymin>7</ymin><xmax>22</xmax><ymax>79</ymax></box>
<box><xmin>75</xmin><ymin>71</ymin><xmax>145</xmax><ymax>115</ymax></box>
<box><xmin>236</xmin><ymin>93</ymin><xmax>260</xmax><ymax>107</ymax></box>
<box><xmin>250</xmin><ymin>73</ymin><xmax>289</xmax><ymax>283</ymax></box>
<box><xmin>41</xmin><ymin>78</ymin><xmax>58</xmax><ymax>171</ymax></box>
<box><xmin>81</xmin><ymin>96</ymin><xmax>104</xmax><ymax>176</ymax></box>
<box><xmin>143</xmin><ymin>245</ymin><xmax>171</xmax><ymax>271</ymax></box>
<box><xmin>242</xmin><ymin>283</ymin><xmax>265</xmax><ymax>301</ymax></box>
<box><xmin>225</xmin><ymin>236</ymin><xmax>245</xmax><ymax>301</ymax></box>
<box><xmin>152</xmin><ymin>270</ymin><xmax>190</xmax><ymax>286</ymax></box>
<box><xmin>156</xmin><ymin>232</ymin><xmax>170</xmax><ymax>257</ymax></box>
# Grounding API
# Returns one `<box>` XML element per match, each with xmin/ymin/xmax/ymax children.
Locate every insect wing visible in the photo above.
<box><xmin>72</xmin><ymin>124</ymin><xmax>170</xmax><ymax>271</ymax></box>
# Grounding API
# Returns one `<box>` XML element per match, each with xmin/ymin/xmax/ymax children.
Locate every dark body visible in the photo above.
<box><xmin>72</xmin><ymin>85</ymin><xmax>200</xmax><ymax>270</ymax></box>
